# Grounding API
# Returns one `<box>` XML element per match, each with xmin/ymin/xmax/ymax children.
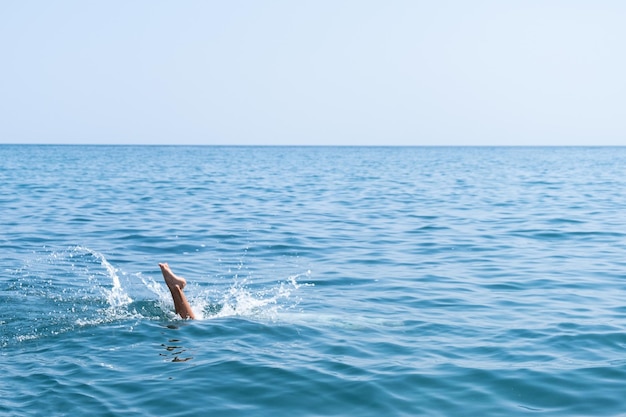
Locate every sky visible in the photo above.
<box><xmin>0</xmin><ymin>1</ymin><xmax>624</xmax><ymax>146</ymax></box>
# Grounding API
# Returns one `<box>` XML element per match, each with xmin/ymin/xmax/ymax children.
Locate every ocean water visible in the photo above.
<box><xmin>1</xmin><ymin>145</ymin><xmax>626</xmax><ymax>416</ymax></box>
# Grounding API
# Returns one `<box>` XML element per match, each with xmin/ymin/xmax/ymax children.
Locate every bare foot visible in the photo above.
<box><xmin>159</xmin><ymin>263</ymin><xmax>187</xmax><ymax>290</ymax></box>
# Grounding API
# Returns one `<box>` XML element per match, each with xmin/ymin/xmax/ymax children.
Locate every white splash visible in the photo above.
<box><xmin>208</xmin><ymin>271</ymin><xmax>312</xmax><ymax>320</ymax></box>
<box><xmin>48</xmin><ymin>246</ymin><xmax>312</xmax><ymax>324</ymax></box>
<box><xmin>72</xmin><ymin>246</ymin><xmax>133</xmax><ymax>308</ymax></box>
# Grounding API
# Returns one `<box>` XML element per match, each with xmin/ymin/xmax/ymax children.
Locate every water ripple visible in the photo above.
<box><xmin>3</xmin><ymin>146</ymin><xmax>626</xmax><ymax>416</ymax></box>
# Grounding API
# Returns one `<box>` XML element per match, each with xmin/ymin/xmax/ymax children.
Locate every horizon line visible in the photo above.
<box><xmin>0</xmin><ymin>143</ymin><xmax>624</xmax><ymax>148</ymax></box>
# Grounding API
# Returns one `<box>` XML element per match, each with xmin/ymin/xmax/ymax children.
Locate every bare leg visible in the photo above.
<box><xmin>159</xmin><ymin>263</ymin><xmax>196</xmax><ymax>319</ymax></box>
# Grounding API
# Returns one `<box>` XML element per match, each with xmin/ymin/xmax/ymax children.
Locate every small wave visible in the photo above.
<box><xmin>509</xmin><ymin>228</ymin><xmax>625</xmax><ymax>241</ymax></box>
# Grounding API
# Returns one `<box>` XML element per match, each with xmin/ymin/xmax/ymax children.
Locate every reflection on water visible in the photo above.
<box><xmin>160</xmin><ymin>326</ymin><xmax>193</xmax><ymax>362</ymax></box>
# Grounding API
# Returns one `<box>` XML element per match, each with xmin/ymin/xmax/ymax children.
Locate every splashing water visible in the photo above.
<box><xmin>3</xmin><ymin>246</ymin><xmax>311</xmax><ymax>346</ymax></box>
<box><xmin>208</xmin><ymin>271</ymin><xmax>311</xmax><ymax>320</ymax></box>
<box><xmin>73</xmin><ymin>246</ymin><xmax>133</xmax><ymax>308</ymax></box>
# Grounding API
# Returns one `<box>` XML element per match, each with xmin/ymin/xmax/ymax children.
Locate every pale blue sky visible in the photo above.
<box><xmin>1</xmin><ymin>1</ymin><xmax>624</xmax><ymax>145</ymax></box>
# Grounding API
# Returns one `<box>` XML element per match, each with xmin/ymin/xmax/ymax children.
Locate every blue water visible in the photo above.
<box><xmin>2</xmin><ymin>145</ymin><xmax>626</xmax><ymax>416</ymax></box>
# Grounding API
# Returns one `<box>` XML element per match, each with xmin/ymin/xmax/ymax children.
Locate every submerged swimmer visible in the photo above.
<box><xmin>159</xmin><ymin>263</ymin><xmax>196</xmax><ymax>319</ymax></box>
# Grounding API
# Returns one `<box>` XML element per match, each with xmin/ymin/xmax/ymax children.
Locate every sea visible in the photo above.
<box><xmin>1</xmin><ymin>145</ymin><xmax>625</xmax><ymax>416</ymax></box>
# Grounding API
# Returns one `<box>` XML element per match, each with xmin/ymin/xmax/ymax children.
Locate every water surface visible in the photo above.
<box><xmin>2</xmin><ymin>146</ymin><xmax>626</xmax><ymax>416</ymax></box>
